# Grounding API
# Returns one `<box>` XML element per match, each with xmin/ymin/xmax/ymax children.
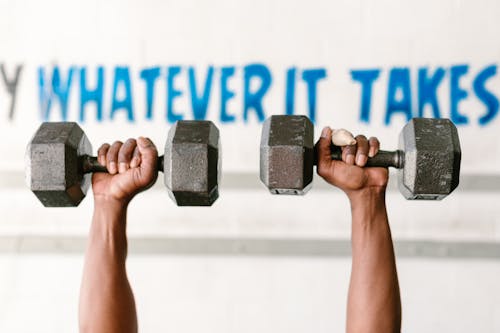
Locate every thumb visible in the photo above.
<box><xmin>136</xmin><ymin>137</ymin><xmax>158</xmax><ymax>185</ymax></box>
<box><xmin>316</xmin><ymin>127</ymin><xmax>333</xmax><ymax>172</ymax></box>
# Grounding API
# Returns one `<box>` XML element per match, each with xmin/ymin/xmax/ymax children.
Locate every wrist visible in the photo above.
<box><xmin>347</xmin><ymin>186</ymin><xmax>386</xmax><ymax>205</ymax></box>
<box><xmin>92</xmin><ymin>195</ymin><xmax>128</xmax><ymax>222</ymax></box>
<box><xmin>91</xmin><ymin>195</ymin><xmax>129</xmax><ymax>235</ymax></box>
<box><xmin>93</xmin><ymin>194</ymin><xmax>130</xmax><ymax>211</ymax></box>
<box><xmin>348</xmin><ymin>187</ymin><xmax>387</xmax><ymax>224</ymax></box>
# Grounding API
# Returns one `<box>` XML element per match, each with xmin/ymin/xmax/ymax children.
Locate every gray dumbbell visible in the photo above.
<box><xmin>26</xmin><ymin>121</ymin><xmax>220</xmax><ymax>207</ymax></box>
<box><xmin>260</xmin><ymin>115</ymin><xmax>461</xmax><ymax>200</ymax></box>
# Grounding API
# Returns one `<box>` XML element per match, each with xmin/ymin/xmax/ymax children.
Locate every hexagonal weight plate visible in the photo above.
<box><xmin>26</xmin><ymin>122</ymin><xmax>92</xmax><ymax>207</ymax></box>
<box><xmin>163</xmin><ymin>121</ymin><xmax>220</xmax><ymax>206</ymax></box>
<box><xmin>260</xmin><ymin>115</ymin><xmax>314</xmax><ymax>195</ymax></box>
<box><xmin>398</xmin><ymin>118</ymin><xmax>461</xmax><ymax>200</ymax></box>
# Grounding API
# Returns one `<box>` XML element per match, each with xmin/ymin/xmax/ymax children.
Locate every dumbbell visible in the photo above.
<box><xmin>25</xmin><ymin>121</ymin><xmax>220</xmax><ymax>207</ymax></box>
<box><xmin>260</xmin><ymin>115</ymin><xmax>461</xmax><ymax>200</ymax></box>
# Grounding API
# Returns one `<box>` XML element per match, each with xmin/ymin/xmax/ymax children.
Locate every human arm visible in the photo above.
<box><xmin>316</xmin><ymin>127</ymin><xmax>401</xmax><ymax>333</ymax></box>
<box><xmin>79</xmin><ymin>137</ymin><xmax>158</xmax><ymax>333</ymax></box>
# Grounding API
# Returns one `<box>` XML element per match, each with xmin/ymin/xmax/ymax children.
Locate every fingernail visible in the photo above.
<box><xmin>98</xmin><ymin>156</ymin><xmax>104</xmax><ymax>166</ymax></box>
<box><xmin>346</xmin><ymin>154</ymin><xmax>355</xmax><ymax>165</ymax></box>
<box><xmin>321</xmin><ymin>127</ymin><xmax>330</xmax><ymax>139</ymax></box>
<box><xmin>356</xmin><ymin>154</ymin><xmax>367</xmax><ymax>166</ymax></box>
<box><xmin>109</xmin><ymin>162</ymin><xmax>117</xmax><ymax>174</ymax></box>
<box><xmin>368</xmin><ymin>147</ymin><xmax>376</xmax><ymax>158</ymax></box>
<box><xmin>119</xmin><ymin>162</ymin><xmax>128</xmax><ymax>173</ymax></box>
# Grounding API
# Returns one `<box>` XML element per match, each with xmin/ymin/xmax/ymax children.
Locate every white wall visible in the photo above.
<box><xmin>0</xmin><ymin>255</ymin><xmax>499</xmax><ymax>333</ymax></box>
<box><xmin>0</xmin><ymin>0</ymin><xmax>499</xmax><ymax>332</ymax></box>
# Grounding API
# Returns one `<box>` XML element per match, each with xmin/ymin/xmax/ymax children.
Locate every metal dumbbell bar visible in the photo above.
<box><xmin>260</xmin><ymin>115</ymin><xmax>461</xmax><ymax>200</ymax></box>
<box><xmin>26</xmin><ymin>121</ymin><xmax>220</xmax><ymax>207</ymax></box>
<box><xmin>27</xmin><ymin>116</ymin><xmax>462</xmax><ymax>206</ymax></box>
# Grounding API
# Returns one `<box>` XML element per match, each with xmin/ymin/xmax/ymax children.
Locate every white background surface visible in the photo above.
<box><xmin>0</xmin><ymin>0</ymin><xmax>499</xmax><ymax>173</ymax></box>
<box><xmin>0</xmin><ymin>255</ymin><xmax>499</xmax><ymax>333</ymax></box>
<box><xmin>0</xmin><ymin>0</ymin><xmax>499</xmax><ymax>332</ymax></box>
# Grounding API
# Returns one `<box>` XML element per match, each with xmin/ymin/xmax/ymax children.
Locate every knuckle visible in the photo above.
<box><xmin>112</xmin><ymin>140</ymin><xmax>123</xmax><ymax>148</ymax></box>
<box><xmin>118</xmin><ymin>151</ymin><xmax>126</xmax><ymax>161</ymax></box>
<box><xmin>316</xmin><ymin>163</ymin><xmax>327</xmax><ymax>177</ymax></box>
<box><xmin>145</xmin><ymin>142</ymin><xmax>157</xmax><ymax>151</ymax></box>
<box><xmin>98</xmin><ymin>144</ymin><xmax>109</xmax><ymax>153</ymax></box>
<box><xmin>345</xmin><ymin>146</ymin><xmax>356</xmax><ymax>154</ymax></box>
<box><xmin>125</xmin><ymin>138</ymin><xmax>136</xmax><ymax>146</ymax></box>
<box><xmin>106</xmin><ymin>149</ymin><xmax>117</xmax><ymax>161</ymax></box>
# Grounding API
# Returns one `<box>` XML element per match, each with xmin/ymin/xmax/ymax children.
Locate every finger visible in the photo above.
<box><xmin>355</xmin><ymin>135</ymin><xmax>369</xmax><ymax>167</ymax></box>
<box><xmin>316</xmin><ymin>126</ymin><xmax>332</xmax><ymax>169</ymax></box>
<box><xmin>118</xmin><ymin>139</ymin><xmax>137</xmax><ymax>173</ymax></box>
<box><xmin>316</xmin><ymin>127</ymin><xmax>353</xmax><ymax>188</ymax></box>
<box><xmin>136</xmin><ymin>137</ymin><xmax>158</xmax><ymax>184</ymax></box>
<box><xmin>343</xmin><ymin>143</ymin><xmax>356</xmax><ymax>165</ymax></box>
<box><xmin>130</xmin><ymin>146</ymin><xmax>141</xmax><ymax>168</ymax></box>
<box><xmin>368</xmin><ymin>137</ymin><xmax>380</xmax><ymax>158</ymax></box>
<box><xmin>106</xmin><ymin>141</ymin><xmax>123</xmax><ymax>174</ymax></box>
<box><xmin>97</xmin><ymin>143</ymin><xmax>110</xmax><ymax>166</ymax></box>
<box><xmin>316</xmin><ymin>127</ymin><xmax>338</xmax><ymax>178</ymax></box>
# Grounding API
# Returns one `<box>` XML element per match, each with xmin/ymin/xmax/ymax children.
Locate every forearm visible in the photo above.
<box><xmin>79</xmin><ymin>198</ymin><xmax>138</xmax><ymax>333</ymax></box>
<box><xmin>346</xmin><ymin>188</ymin><xmax>401</xmax><ymax>333</ymax></box>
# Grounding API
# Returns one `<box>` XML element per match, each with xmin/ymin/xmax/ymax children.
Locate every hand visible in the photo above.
<box><xmin>315</xmin><ymin>127</ymin><xmax>389</xmax><ymax>200</ymax></box>
<box><xmin>92</xmin><ymin>137</ymin><xmax>159</xmax><ymax>205</ymax></box>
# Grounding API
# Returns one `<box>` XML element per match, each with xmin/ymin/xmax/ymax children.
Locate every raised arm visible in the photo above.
<box><xmin>315</xmin><ymin>127</ymin><xmax>401</xmax><ymax>333</ymax></box>
<box><xmin>79</xmin><ymin>137</ymin><xmax>158</xmax><ymax>333</ymax></box>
